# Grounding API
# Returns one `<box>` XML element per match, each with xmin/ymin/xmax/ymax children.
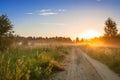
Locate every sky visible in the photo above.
<box><xmin>0</xmin><ymin>0</ymin><xmax>120</xmax><ymax>39</ymax></box>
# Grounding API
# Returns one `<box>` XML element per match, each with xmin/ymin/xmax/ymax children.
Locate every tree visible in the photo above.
<box><xmin>0</xmin><ymin>14</ymin><xmax>14</xmax><ymax>52</ymax></box>
<box><xmin>104</xmin><ymin>18</ymin><xmax>118</xmax><ymax>38</ymax></box>
<box><xmin>76</xmin><ymin>37</ymin><xmax>79</xmax><ymax>43</ymax></box>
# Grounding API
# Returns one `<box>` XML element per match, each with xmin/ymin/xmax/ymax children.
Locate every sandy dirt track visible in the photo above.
<box><xmin>50</xmin><ymin>47</ymin><xmax>120</xmax><ymax>80</ymax></box>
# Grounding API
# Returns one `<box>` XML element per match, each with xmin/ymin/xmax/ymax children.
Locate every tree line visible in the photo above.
<box><xmin>0</xmin><ymin>14</ymin><xmax>72</xmax><ymax>52</ymax></box>
<box><xmin>14</xmin><ymin>35</ymin><xmax>72</xmax><ymax>46</ymax></box>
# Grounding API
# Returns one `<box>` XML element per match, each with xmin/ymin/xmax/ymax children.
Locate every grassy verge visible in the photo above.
<box><xmin>80</xmin><ymin>45</ymin><xmax>120</xmax><ymax>75</ymax></box>
<box><xmin>0</xmin><ymin>46</ymin><xmax>70</xmax><ymax>80</ymax></box>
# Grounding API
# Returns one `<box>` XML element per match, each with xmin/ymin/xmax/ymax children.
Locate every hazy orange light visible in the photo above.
<box><xmin>80</xmin><ymin>30</ymin><xmax>101</xmax><ymax>39</ymax></box>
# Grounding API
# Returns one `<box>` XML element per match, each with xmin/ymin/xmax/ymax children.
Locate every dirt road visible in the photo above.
<box><xmin>51</xmin><ymin>47</ymin><xmax>120</xmax><ymax>80</ymax></box>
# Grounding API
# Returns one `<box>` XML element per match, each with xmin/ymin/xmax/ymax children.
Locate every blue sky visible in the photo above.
<box><xmin>0</xmin><ymin>0</ymin><xmax>120</xmax><ymax>39</ymax></box>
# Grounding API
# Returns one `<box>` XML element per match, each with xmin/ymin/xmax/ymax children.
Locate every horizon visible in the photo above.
<box><xmin>0</xmin><ymin>0</ymin><xmax>120</xmax><ymax>40</ymax></box>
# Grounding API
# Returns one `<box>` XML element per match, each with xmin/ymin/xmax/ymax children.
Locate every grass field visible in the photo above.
<box><xmin>81</xmin><ymin>45</ymin><xmax>120</xmax><ymax>75</ymax></box>
<box><xmin>0</xmin><ymin>46</ymin><xmax>70</xmax><ymax>80</ymax></box>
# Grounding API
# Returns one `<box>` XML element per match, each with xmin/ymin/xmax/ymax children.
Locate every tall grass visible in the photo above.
<box><xmin>81</xmin><ymin>45</ymin><xmax>120</xmax><ymax>75</ymax></box>
<box><xmin>0</xmin><ymin>46</ymin><xmax>69</xmax><ymax>80</ymax></box>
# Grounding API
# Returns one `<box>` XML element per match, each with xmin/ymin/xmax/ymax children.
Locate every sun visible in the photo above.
<box><xmin>80</xmin><ymin>30</ymin><xmax>101</xmax><ymax>39</ymax></box>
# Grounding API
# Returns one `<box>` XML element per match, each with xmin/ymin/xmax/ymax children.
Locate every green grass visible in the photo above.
<box><xmin>0</xmin><ymin>46</ymin><xmax>70</xmax><ymax>80</ymax></box>
<box><xmin>81</xmin><ymin>45</ymin><xmax>120</xmax><ymax>75</ymax></box>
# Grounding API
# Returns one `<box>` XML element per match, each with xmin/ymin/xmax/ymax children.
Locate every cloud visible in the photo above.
<box><xmin>40</xmin><ymin>9</ymin><xmax>51</xmax><ymax>12</ymax></box>
<box><xmin>39</xmin><ymin>12</ymin><xmax>57</xmax><ymax>16</ymax></box>
<box><xmin>25</xmin><ymin>9</ymin><xmax>66</xmax><ymax>16</ymax></box>
<box><xmin>39</xmin><ymin>9</ymin><xmax>58</xmax><ymax>16</ymax></box>
<box><xmin>25</xmin><ymin>13</ymin><xmax>33</xmax><ymax>15</ymax></box>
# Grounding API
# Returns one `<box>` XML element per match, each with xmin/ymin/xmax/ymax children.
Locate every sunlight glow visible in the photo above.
<box><xmin>80</xmin><ymin>30</ymin><xmax>101</xmax><ymax>39</ymax></box>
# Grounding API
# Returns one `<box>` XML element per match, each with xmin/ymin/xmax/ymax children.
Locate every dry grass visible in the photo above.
<box><xmin>81</xmin><ymin>45</ymin><xmax>120</xmax><ymax>75</ymax></box>
<box><xmin>0</xmin><ymin>46</ymin><xmax>70</xmax><ymax>80</ymax></box>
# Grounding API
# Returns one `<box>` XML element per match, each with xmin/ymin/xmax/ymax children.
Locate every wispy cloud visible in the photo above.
<box><xmin>25</xmin><ymin>9</ymin><xmax>66</xmax><ymax>16</ymax></box>
<box><xmin>38</xmin><ymin>9</ymin><xmax>66</xmax><ymax>16</ymax></box>
<box><xmin>40</xmin><ymin>9</ymin><xmax>51</xmax><ymax>12</ymax></box>
<box><xmin>39</xmin><ymin>12</ymin><xmax>57</xmax><ymax>16</ymax></box>
<box><xmin>25</xmin><ymin>13</ymin><xmax>33</xmax><ymax>15</ymax></box>
<box><xmin>38</xmin><ymin>9</ymin><xmax>57</xmax><ymax>16</ymax></box>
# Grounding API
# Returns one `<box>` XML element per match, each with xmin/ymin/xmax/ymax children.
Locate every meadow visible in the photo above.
<box><xmin>81</xmin><ymin>45</ymin><xmax>120</xmax><ymax>75</ymax></box>
<box><xmin>0</xmin><ymin>46</ymin><xmax>70</xmax><ymax>80</ymax></box>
